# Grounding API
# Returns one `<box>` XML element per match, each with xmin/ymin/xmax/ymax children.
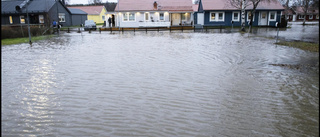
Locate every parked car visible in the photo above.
<box><xmin>84</xmin><ymin>20</ymin><xmax>97</xmax><ymax>31</ymax></box>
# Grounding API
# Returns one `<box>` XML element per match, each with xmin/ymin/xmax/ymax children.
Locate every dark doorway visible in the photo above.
<box><xmin>29</xmin><ymin>14</ymin><xmax>39</xmax><ymax>24</ymax></box>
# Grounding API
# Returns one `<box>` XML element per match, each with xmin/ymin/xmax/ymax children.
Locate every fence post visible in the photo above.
<box><xmin>220</xmin><ymin>25</ymin><xmax>222</xmax><ymax>33</ymax></box>
<box><xmin>206</xmin><ymin>26</ymin><xmax>208</xmax><ymax>32</ymax></box>
<box><xmin>99</xmin><ymin>28</ymin><xmax>101</xmax><ymax>33</ymax></box>
<box><xmin>89</xmin><ymin>29</ymin><xmax>91</xmax><ymax>33</ymax></box>
<box><xmin>67</xmin><ymin>27</ymin><xmax>70</xmax><ymax>33</ymax></box>
<box><xmin>158</xmin><ymin>27</ymin><xmax>159</xmax><ymax>32</ymax></box>
<box><xmin>170</xmin><ymin>26</ymin><xmax>171</xmax><ymax>32</ymax></box>
<box><xmin>77</xmin><ymin>28</ymin><xmax>81</xmax><ymax>33</ymax></box>
<box><xmin>182</xmin><ymin>26</ymin><xmax>183</xmax><ymax>32</ymax></box>
<box><xmin>134</xmin><ymin>28</ymin><xmax>135</xmax><ymax>32</ymax></box>
<box><xmin>122</xmin><ymin>28</ymin><xmax>124</xmax><ymax>34</ymax></box>
<box><xmin>146</xmin><ymin>28</ymin><xmax>147</xmax><ymax>33</ymax></box>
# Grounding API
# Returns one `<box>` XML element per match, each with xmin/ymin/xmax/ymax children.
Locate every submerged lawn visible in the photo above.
<box><xmin>1</xmin><ymin>35</ymin><xmax>54</xmax><ymax>45</ymax></box>
<box><xmin>276</xmin><ymin>41</ymin><xmax>319</xmax><ymax>52</ymax></box>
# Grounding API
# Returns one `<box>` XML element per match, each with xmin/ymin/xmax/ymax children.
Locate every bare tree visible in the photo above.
<box><xmin>88</xmin><ymin>0</ymin><xmax>102</xmax><ymax>5</ymax></box>
<box><xmin>279</xmin><ymin>0</ymin><xmax>292</xmax><ymax>20</ymax></box>
<box><xmin>295</xmin><ymin>0</ymin><xmax>313</xmax><ymax>25</ymax></box>
<box><xmin>227</xmin><ymin>0</ymin><xmax>250</xmax><ymax>31</ymax></box>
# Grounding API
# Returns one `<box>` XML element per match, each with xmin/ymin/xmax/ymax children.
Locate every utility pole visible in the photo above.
<box><xmin>118</xmin><ymin>0</ymin><xmax>120</xmax><ymax>30</ymax></box>
<box><xmin>26</xmin><ymin>4</ymin><xmax>32</xmax><ymax>45</ymax></box>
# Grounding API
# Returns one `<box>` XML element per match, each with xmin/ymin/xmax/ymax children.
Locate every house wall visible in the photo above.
<box><xmin>72</xmin><ymin>14</ymin><xmax>87</xmax><ymax>26</ymax></box>
<box><xmin>117</xmin><ymin>11</ymin><xmax>171</xmax><ymax>27</ymax></box>
<box><xmin>295</xmin><ymin>14</ymin><xmax>319</xmax><ymax>21</ymax></box>
<box><xmin>87</xmin><ymin>8</ymin><xmax>107</xmax><ymax>24</ymax></box>
<box><xmin>202</xmin><ymin>10</ymin><xmax>282</xmax><ymax>27</ymax></box>
<box><xmin>48</xmin><ymin>2</ymin><xmax>72</xmax><ymax>27</ymax></box>
<box><xmin>1</xmin><ymin>14</ymin><xmax>49</xmax><ymax>26</ymax></box>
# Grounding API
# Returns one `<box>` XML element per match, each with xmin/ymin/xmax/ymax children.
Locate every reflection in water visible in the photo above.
<box><xmin>1</xmin><ymin>30</ymin><xmax>319</xmax><ymax>136</ymax></box>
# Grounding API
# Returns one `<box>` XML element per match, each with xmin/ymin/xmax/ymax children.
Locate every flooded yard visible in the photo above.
<box><xmin>1</xmin><ymin>28</ymin><xmax>319</xmax><ymax>136</ymax></box>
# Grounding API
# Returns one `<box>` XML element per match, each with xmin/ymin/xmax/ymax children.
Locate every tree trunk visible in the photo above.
<box><xmin>241</xmin><ymin>0</ymin><xmax>246</xmax><ymax>31</ymax></box>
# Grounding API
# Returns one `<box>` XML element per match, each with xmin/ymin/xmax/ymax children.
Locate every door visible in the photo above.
<box><xmin>259</xmin><ymin>12</ymin><xmax>267</xmax><ymax>26</ymax></box>
<box><xmin>197</xmin><ymin>13</ymin><xmax>204</xmax><ymax>25</ymax></box>
<box><xmin>171</xmin><ymin>13</ymin><xmax>181</xmax><ymax>26</ymax></box>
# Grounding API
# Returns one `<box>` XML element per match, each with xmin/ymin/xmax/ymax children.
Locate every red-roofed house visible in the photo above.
<box><xmin>68</xmin><ymin>5</ymin><xmax>107</xmax><ymax>24</ymax></box>
<box><xmin>114</xmin><ymin>0</ymin><xmax>194</xmax><ymax>27</ymax></box>
<box><xmin>291</xmin><ymin>6</ymin><xmax>319</xmax><ymax>22</ymax></box>
<box><xmin>195</xmin><ymin>0</ymin><xmax>284</xmax><ymax>27</ymax></box>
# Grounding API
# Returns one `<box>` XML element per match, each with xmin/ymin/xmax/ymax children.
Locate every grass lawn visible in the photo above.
<box><xmin>1</xmin><ymin>35</ymin><xmax>54</xmax><ymax>45</ymax></box>
<box><xmin>276</xmin><ymin>41</ymin><xmax>319</xmax><ymax>52</ymax></box>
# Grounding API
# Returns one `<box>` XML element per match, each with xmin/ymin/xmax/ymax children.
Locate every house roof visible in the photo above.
<box><xmin>114</xmin><ymin>0</ymin><xmax>193</xmax><ymax>12</ymax></box>
<box><xmin>201</xmin><ymin>0</ymin><xmax>284</xmax><ymax>11</ymax></box>
<box><xmin>104</xmin><ymin>2</ymin><xmax>117</xmax><ymax>12</ymax></box>
<box><xmin>68</xmin><ymin>6</ymin><xmax>105</xmax><ymax>15</ymax></box>
<box><xmin>68</xmin><ymin>8</ymin><xmax>88</xmax><ymax>15</ymax></box>
<box><xmin>193</xmin><ymin>4</ymin><xmax>199</xmax><ymax>12</ymax></box>
<box><xmin>1</xmin><ymin>0</ymin><xmax>56</xmax><ymax>14</ymax></box>
<box><xmin>292</xmin><ymin>6</ymin><xmax>319</xmax><ymax>14</ymax></box>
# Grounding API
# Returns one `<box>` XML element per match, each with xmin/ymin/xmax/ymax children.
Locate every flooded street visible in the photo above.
<box><xmin>2</xmin><ymin>28</ymin><xmax>319</xmax><ymax>136</ymax></box>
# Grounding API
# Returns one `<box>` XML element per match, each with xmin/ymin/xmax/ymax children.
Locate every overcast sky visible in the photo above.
<box><xmin>69</xmin><ymin>0</ymin><xmax>196</xmax><ymax>5</ymax></box>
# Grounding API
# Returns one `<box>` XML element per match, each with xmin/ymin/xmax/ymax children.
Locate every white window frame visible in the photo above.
<box><xmin>232</xmin><ymin>11</ymin><xmax>240</xmax><ymax>22</ymax></box>
<box><xmin>159</xmin><ymin>13</ymin><xmax>165</xmax><ymax>21</ymax></box>
<box><xmin>9</xmin><ymin>16</ymin><xmax>13</xmax><ymax>24</ymax></box>
<box><xmin>269</xmin><ymin>11</ymin><xmax>276</xmax><ymax>21</ymax></box>
<box><xmin>39</xmin><ymin>15</ymin><xmax>44</xmax><ymax>23</ymax></box>
<box><xmin>59</xmin><ymin>13</ymin><xmax>65</xmax><ymax>22</ymax></box>
<box><xmin>20</xmin><ymin>16</ymin><xmax>25</xmax><ymax>24</ymax></box>
<box><xmin>247</xmin><ymin>12</ymin><xmax>255</xmax><ymax>22</ymax></box>
<box><xmin>309</xmin><ymin>15</ymin><xmax>313</xmax><ymax>19</ymax></box>
<box><xmin>298</xmin><ymin>15</ymin><xmax>305</xmax><ymax>19</ymax></box>
<box><xmin>123</xmin><ymin>13</ymin><xmax>135</xmax><ymax>22</ymax></box>
<box><xmin>145</xmin><ymin>12</ymin><xmax>149</xmax><ymax>21</ymax></box>
<box><xmin>210</xmin><ymin>12</ymin><xmax>225</xmax><ymax>22</ymax></box>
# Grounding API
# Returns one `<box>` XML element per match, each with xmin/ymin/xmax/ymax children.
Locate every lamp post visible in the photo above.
<box><xmin>26</xmin><ymin>4</ymin><xmax>32</xmax><ymax>45</ymax></box>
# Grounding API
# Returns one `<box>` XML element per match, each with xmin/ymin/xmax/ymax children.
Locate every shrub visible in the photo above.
<box><xmin>1</xmin><ymin>25</ymin><xmax>50</xmax><ymax>39</ymax></box>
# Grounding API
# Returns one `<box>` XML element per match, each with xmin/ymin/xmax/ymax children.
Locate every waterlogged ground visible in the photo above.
<box><xmin>2</xmin><ymin>29</ymin><xmax>319</xmax><ymax>136</ymax></box>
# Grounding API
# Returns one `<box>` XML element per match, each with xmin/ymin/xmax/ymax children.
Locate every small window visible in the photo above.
<box><xmin>9</xmin><ymin>16</ymin><xmax>13</xmax><ymax>24</ymax></box>
<box><xmin>316</xmin><ymin>15</ymin><xmax>319</xmax><ymax>19</ymax></box>
<box><xmin>123</xmin><ymin>13</ymin><xmax>128</xmax><ymax>21</ymax></box>
<box><xmin>269</xmin><ymin>12</ymin><xmax>276</xmax><ymax>21</ymax></box>
<box><xmin>20</xmin><ymin>16</ymin><xmax>25</xmax><ymax>24</ymax></box>
<box><xmin>232</xmin><ymin>12</ymin><xmax>240</xmax><ymax>21</ymax></box>
<box><xmin>102</xmin><ymin>15</ymin><xmax>105</xmax><ymax>21</ymax></box>
<box><xmin>247</xmin><ymin>12</ymin><xmax>255</xmax><ymax>21</ymax></box>
<box><xmin>145</xmin><ymin>12</ymin><xmax>149</xmax><ymax>21</ymax></box>
<box><xmin>59</xmin><ymin>13</ymin><xmax>65</xmax><ymax>22</ymax></box>
<box><xmin>159</xmin><ymin>13</ymin><xmax>164</xmax><ymax>21</ymax></box>
<box><xmin>129</xmin><ymin>13</ymin><xmax>135</xmax><ymax>21</ymax></box>
<box><xmin>210</xmin><ymin>12</ymin><xmax>224</xmax><ymax>22</ymax></box>
<box><xmin>298</xmin><ymin>15</ymin><xmax>304</xmax><ymax>19</ymax></box>
<box><xmin>39</xmin><ymin>15</ymin><xmax>44</xmax><ymax>23</ymax></box>
<box><xmin>309</xmin><ymin>15</ymin><xmax>313</xmax><ymax>19</ymax></box>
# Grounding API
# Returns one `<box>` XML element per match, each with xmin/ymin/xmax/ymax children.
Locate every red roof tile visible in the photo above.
<box><xmin>115</xmin><ymin>0</ymin><xmax>193</xmax><ymax>12</ymax></box>
<box><xmin>68</xmin><ymin>6</ymin><xmax>105</xmax><ymax>15</ymax></box>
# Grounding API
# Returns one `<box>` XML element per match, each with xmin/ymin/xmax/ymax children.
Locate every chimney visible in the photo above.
<box><xmin>15</xmin><ymin>0</ymin><xmax>30</xmax><ymax>11</ymax></box>
<box><xmin>153</xmin><ymin>1</ymin><xmax>157</xmax><ymax>10</ymax></box>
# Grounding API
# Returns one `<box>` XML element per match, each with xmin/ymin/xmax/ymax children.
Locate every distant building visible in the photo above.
<box><xmin>1</xmin><ymin>0</ymin><xmax>74</xmax><ymax>27</ymax></box>
<box><xmin>195</xmin><ymin>0</ymin><xmax>284</xmax><ymax>27</ymax></box>
<box><xmin>290</xmin><ymin>6</ymin><xmax>319</xmax><ymax>22</ymax></box>
<box><xmin>114</xmin><ymin>0</ymin><xmax>194</xmax><ymax>28</ymax></box>
<box><xmin>68</xmin><ymin>8</ymin><xmax>88</xmax><ymax>26</ymax></box>
<box><xmin>68</xmin><ymin>6</ymin><xmax>107</xmax><ymax>24</ymax></box>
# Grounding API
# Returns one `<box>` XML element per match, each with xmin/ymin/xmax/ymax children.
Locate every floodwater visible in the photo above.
<box><xmin>2</xmin><ymin>27</ymin><xmax>319</xmax><ymax>136</ymax></box>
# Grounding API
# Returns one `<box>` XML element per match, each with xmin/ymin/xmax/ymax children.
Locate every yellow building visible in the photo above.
<box><xmin>68</xmin><ymin>6</ymin><xmax>107</xmax><ymax>24</ymax></box>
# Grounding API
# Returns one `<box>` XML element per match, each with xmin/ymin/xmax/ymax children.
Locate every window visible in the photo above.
<box><xmin>159</xmin><ymin>13</ymin><xmax>164</xmax><ymax>21</ymax></box>
<box><xmin>232</xmin><ymin>12</ymin><xmax>240</xmax><ymax>21</ymax></box>
<box><xmin>20</xmin><ymin>16</ymin><xmax>25</xmax><ymax>24</ymax></box>
<box><xmin>316</xmin><ymin>15</ymin><xmax>319</xmax><ymax>19</ymax></box>
<box><xmin>123</xmin><ymin>13</ymin><xmax>135</xmax><ymax>21</ymax></box>
<box><xmin>210</xmin><ymin>12</ymin><xmax>224</xmax><ymax>22</ymax></box>
<box><xmin>129</xmin><ymin>13</ymin><xmax>135</xmax><ymax>21</ymax></box>
<box><xmin>102</xmin><ymin>15</ymin><xmax>105</xmax><ymax>21</ymax></box>
<box><xmin>59</xmin><ymin>13</ymin><xmax>65</xmax><ymax>22</ymax></box>
<box><xmin>39</xmin><ymin>15</ymin><xmax>44</xmax><ymax>23</ymax></box>
<box><xmin>9</xmin><ymin>16</ymin><xmax>13</xmax><ymax>24</ymax></box>
<box><xmin>269</xmin><ymin>12</ymin><xmax>276</xmax><ymax>21</ymax></box>
<box><xmin>145</xmin><ymin>12</ymin><xmax>149</xmax><ymax>21</ymax></box>
<box><xmin>309</xmin><ymin>15</ymin><xmax>313</xmax><ymax>19</ymax></box>
<box><xmin>247</xmin><ymin>12</ymin><xmax>255</xmax><ymax>21</ymax></box>
<box><xmin>298</xmin><ymin>15</ymin><xmax>305</xmax><ymax>19</ymax></box>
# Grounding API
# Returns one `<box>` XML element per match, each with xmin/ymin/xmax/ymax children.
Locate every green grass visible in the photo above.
<box><xmin>1</xmin><ymin>35</ymin><xmax>54</xmax><ymax>45</ymax></box>
<box><xmin>276</xmin><ymin>41</ymin><xmax>319</xmax><ymax>52</ymax></box>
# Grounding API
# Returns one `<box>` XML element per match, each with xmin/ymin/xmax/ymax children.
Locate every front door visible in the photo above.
<box><xmin>197</xmin><ymin>13</ymin><xmax>204</xmax><ymax>25</ymax></box>
<box><xmin>171</xmin><ymin>13</ymin><xmax>181</xmax><ymax>26</ymax></box>
<box><xmin>259</xmin><ymin>12</ymin><xmax>267</xmax><ymax>26</ymax></box>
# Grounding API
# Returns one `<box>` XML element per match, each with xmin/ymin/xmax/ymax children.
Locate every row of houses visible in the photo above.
<box><xmin>1</xmin><ymin>0</ymin><xmax>318</xmax><ymax>28</ymax></box>
<box><xmin>283</xmin><ymin>6</ymin><xmax>319</xmax><ymax>22</ymax></box>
